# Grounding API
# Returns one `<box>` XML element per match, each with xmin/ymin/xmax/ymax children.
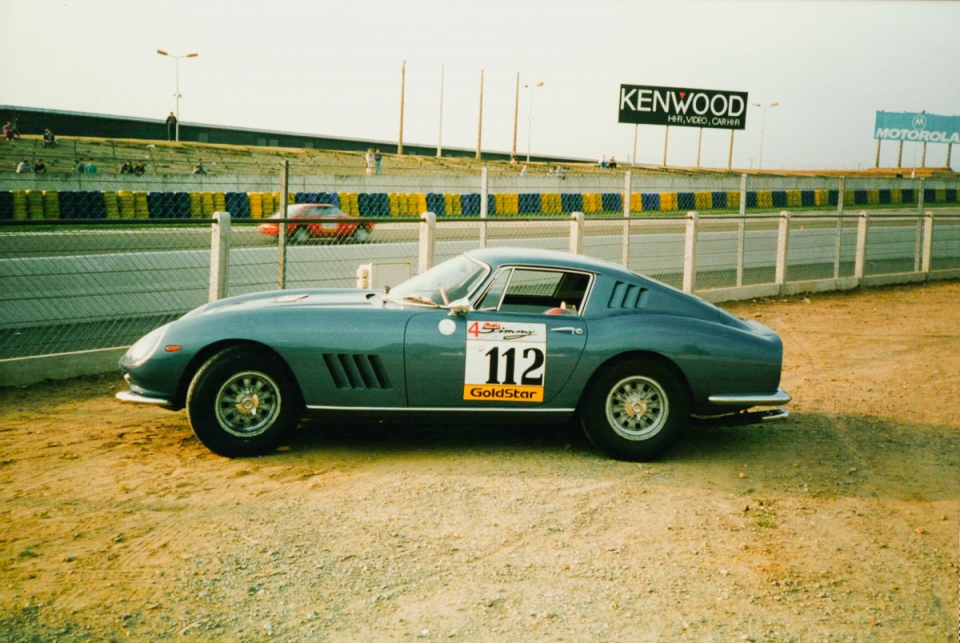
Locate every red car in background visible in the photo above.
<box><xmin>258</xmin><ymin>204</ymin><xmax>373</xmax><ymax>243</ymax></box>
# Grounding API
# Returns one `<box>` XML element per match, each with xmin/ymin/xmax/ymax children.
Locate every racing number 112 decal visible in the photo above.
<box><xmin>464</xmin><ymin>321</ymin><xmax>546</xmax><ymax>402</ymax></box>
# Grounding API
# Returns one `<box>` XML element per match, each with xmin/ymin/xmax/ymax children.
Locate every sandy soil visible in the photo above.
<box><xmin>1</xmin><ymin>282</ymin><xmax>958</xmax><ymax>642</ymax></box>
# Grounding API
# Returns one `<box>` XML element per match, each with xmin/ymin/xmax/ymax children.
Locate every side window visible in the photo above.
<box><xmin>476</xmin><ymin>269</ymin><xmax>511</xmax><ymax>310</ymax></box>
<box><xmin>498</xmin><ymin>269</ymin><xmax>590</xmax><ymax>314</ymax></box>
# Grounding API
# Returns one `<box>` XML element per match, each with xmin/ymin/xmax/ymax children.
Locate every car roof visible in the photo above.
<box><xmin>466</xmin><ymin>247</ymin><xmax>638</xmax><ymax>280</ymax></box>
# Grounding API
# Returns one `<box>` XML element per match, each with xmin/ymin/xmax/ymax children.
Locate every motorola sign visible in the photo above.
<box><xmin>618</xmin><ymin>85</ymin><xmax>749</xmax><ymax>130</ymax></box>
<box><xmin>874</xmin><ymin>111</ymin><xmax>960</xmax><ymax>144</ymax></box>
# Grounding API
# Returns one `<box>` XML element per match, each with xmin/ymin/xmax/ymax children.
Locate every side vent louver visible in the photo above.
<box><xmin>608</xmin><ymin>281</ymin><xmax>648</xmax><ymax>309</ymax></box>
<box><xmin>322</xmin><ymin>354</ymin><xmax>393</xmax><ymax>390</ymax></box>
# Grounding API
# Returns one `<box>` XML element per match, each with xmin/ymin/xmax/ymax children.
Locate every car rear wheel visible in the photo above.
<box><xmin>579</xmin><ymin>359</ymin><xmax>689</xmax><ymax>461</ymax></box>
<box><xmin>186</xmin><ymin>347</ymin><xmax>302</xmax><ymax>457</ymax></box>
<box><xmin>290</xmin><ymin>226</ymin><xmax>310</xmax><ymax>244</ymax></box>
<box><xmin>352</xmin><ymin>225</ymin><xmax>371</xmax><ymax>243</ymax></box>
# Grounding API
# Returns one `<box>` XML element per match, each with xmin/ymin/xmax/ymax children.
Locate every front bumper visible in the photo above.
<box><xmin>116</xmin><ymin>390</ymin><xmax>175</xmax><ymax>409</ymax></box>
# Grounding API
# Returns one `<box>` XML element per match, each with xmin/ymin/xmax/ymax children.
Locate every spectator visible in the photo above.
<box><xmin>547</xmin><ymin>167</ymin><xmax>554</xmax><ymax>177</ymax></box>
<box><xmin>33</xmin><ymin>159</ymin><xmax>47</xmax><ymax>173</ymax></box>
<box><xmin>165</xmin><ymin>112</ymin><xmax>177</xmax><ymax>141</ymax></box>
<box><xmin>556</xmin><ymin>165</ymin><xmax>566</xmax><ymax>180</ymax></box>
<box><xmin>134</xmin><ymin>161</ymin><xmax>146</xmax><ymax>176</ymax></box>
<box><xmin>520</xmin><ymin>164</ymin><xmax>528</xmax><ymax>177</ymax></box>
<box><xmin>374</xmin><ymin>149</ymin><xmax>382</xmax><ymax>175</ymax></box>
<box><xmin>85</xmin><ymin>158</ymin><xmax>98</xmax><ymax>174</ymax></box>
<box><xmin>509</xmin><ymin>154</ymin><xmax>518</xmax><ymax>165</ymax></box>
<box><xmin>3</xmin><ymin>121</ymin><xmax>16</xmax><ymax>142</ymax></box>
<box><xmin>76</xmin><ymin>159</ymin><xmax>86</xmax><ymax>173</ymax></box>
<box><xmin>43</xmin><ymin>128</ymin><xmax>58</xmax><ymax>147</ymax></box>
<box><xmin>608</xmin><ymin>156</ymin><xmax>618</xmax><ymax>169</ymax></box>
<box><xmin>120</xmin><ymin>160</ymin><xmax>134</xmax><ymax>174</ymax></box>
<box><xmin>599</xmin><ymin>155</ymin><xmax>607</xmax><ymax>169</ymax></box>
<box><xmin>364</xmin><ymin>149</ymin><xmax>374</xmax><ymax>176</ymax></box>
<box><xmin>16</xmin><ymin>158</ymin><xmax>31</xmax><ymax>173</ymax></box>
<box><xmin>193</xmin><ymin>160</ymin><xmax>207</xmax><ymax>174</ymax></box>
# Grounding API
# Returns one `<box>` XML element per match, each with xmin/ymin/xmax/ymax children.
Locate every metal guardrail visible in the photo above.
<box><xmin>1</xmin><ymin>210</ymin><xmax>959</xmax><ymax>363</ymax></box>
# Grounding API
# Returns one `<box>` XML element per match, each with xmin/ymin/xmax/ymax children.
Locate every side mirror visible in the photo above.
<box><xmin>442</xmin><ymin>297</ymin><xmax>471</xmax><ymax>316</ymax></box>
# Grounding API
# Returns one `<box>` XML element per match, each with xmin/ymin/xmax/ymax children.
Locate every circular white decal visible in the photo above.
<box><xmin>438</xmin><ymin>319</ymin><xmax>456</xmax><ymax>336</ymax></box>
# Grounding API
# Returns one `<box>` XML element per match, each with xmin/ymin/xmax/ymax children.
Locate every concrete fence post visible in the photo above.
<box><xmin>833</xmin><ymin>211</ymin><xmax>843</xmax><ymax>280</ymax></box>
<box><xmin>278</xmin><ymin>160</ymin><xmax>289</xmax><ymax>290</ymax></box>
<box><xmin>682</xmin><ymin>211</ymin><xmax>698</xmax><ymax>293</ymax></box>
<box><xmin>775</xmin><ymin>210</ymin><xmax>791</xmax><ymax>290</ymax></box>
<box><xmin>838</xmin><ymin>176</ymin><xmax>845</xmax><ymax>215</ymax></box>
<box><xmin>622</xmin><ymin>171</ymin><xmax>631</xmax><ymax>268</ymax></box>
<box><xmin>913</xmin><ymin>213</ymin><xmax>924</xmax><ymax>273</ymax></box>
<box><xmin>419</xmin><ymin>211</ymin><xmax>436</xmax><ymax>274</ymax></box>
<box><xmin>569</xmin><ymin>211</ymin><xmax>584</xmax><ymax>255</ymax></box>
<box><xmin>479</xmin><ymin>166</ymin><xmax>488</xmax><ymax>249</ymax></box>
<box><xmin>854</xmin><ymin>210</ymin><xmax>869</xmax><ymax>281</ymax></box>
<box><xmin>209</xmin><ymin>211</ymin><xmax>231</xmax><ymax>302</ymax></box>
<box><xmin>917</xmin><ymin>178</ymin><xmax>925</xmax><ymax>216</ymax></box>
<box><xmin>921</xmin><ymin>210</ymin><xmax>934</xmax><ymax>274</ymax></box>
<box><xmin>737</xmin><ymin>173</ymin><xmax>746</xmax><ymax>287</ymax></box>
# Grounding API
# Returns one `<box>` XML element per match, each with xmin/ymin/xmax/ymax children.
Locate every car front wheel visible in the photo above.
<box><xmin>579</xmin><ymin>359</ymin><xmax>689</xmax><ymax>461</ymax></box>
<box><xmin>289</xmin><ymin>226</ymin><xmax>311</xmax><ymax>244</ymax></box>
<box><xmin>186</xmin><ymin>347</ymin><xmax>302</xmax><ymax>457</ymax></box>
<box><xmin>352</xmin><ymin>225</ymin><xmax>371</xmax><ymax>243</ymax></box>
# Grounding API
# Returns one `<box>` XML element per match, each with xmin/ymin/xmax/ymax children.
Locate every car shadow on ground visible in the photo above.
<box><xmin>284</xmin><ymin>412</ymin><xmax>959</xmax><ymax>501</ymax></box>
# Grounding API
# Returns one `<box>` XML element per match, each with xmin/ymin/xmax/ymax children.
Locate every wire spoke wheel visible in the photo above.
<box><xmin>605</xmin><ymin>375</ymin><xmax>669</xmax><ymax>441</ymax></box>
<box><xmin>214</xmin><ymin>371</ymin><xmax>282</xmax><ymax>437</ymax></box>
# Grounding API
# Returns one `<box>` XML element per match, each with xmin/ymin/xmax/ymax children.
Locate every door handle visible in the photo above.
<box><xmin>551</xmin><ymin>327</ymin><xmax>583</xmax><ymax>335</ymax></box>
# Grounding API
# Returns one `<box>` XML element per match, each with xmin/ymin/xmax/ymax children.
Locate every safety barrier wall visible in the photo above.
<box><xmin>2</xmin><ymin>186</ymin><xmax>960</xmax><ymax>221</ymax></box>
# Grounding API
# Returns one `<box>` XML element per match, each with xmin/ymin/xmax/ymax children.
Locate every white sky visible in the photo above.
<box><xmin>2</xmin><ymin>0</ymin><xmax>958</xmax><ymax>170</ymax></box>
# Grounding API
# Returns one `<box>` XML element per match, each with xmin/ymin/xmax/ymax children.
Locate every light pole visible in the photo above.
<box><xmin>752</xmin><ymin>102</ymin><xmax>778</xmax><ymax>169</ymax></box>
<box><xmin>157</xmin><ymin>50</ymin><xmax>198</xmax><ymax>142</ymax></box>
<box><xmin>524</xmin><ymin>81</ymin><xmax>543</xmax><ymax>163</ymax></box>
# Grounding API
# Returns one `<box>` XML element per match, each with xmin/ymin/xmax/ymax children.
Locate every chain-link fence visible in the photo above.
<box><xmin>2</xmin><ymin>206</ymin><xmax>959</xmax><ymax>367</ymax></box>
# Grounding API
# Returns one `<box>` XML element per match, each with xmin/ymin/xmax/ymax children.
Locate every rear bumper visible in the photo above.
<box><xmin>708</xmin><ymin>387</ymin><xmax>791</xmax><ymax>406</ymax></box>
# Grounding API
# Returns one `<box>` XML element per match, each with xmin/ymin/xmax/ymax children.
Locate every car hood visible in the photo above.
<box><xmin>196</xmin><ymin>288</ymin><xmax>379</xmax><ymax>316</ymax></box>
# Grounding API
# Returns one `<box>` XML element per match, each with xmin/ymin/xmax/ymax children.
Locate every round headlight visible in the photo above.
<box><xmin>123</xmin><ymin>324</ymin><xmax>169</xmax><ymax>366</ymax></box>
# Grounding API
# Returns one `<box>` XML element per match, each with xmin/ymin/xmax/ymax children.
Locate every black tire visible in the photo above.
<box><xmin>186</xmin><ymin>346</ymin><xmax>302</xmax><ymax>457</ymax></box>
<box><xmin>290</xmin><ymin>226</ymin><xmax>310</xmax><ymax>244</ymax></box>
<box><xmin>352</xmin><ymin>225</ymin><xmax>371</xmax><ymax>243</ymax></box>
<box><xmin>579</xmin><ymin>359</ymin><xmax>689</xmax><ymax>461</ymax></box>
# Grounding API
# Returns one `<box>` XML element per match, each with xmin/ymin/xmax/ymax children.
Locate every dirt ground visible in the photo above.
<box><xmin>1</xmin><ymin>282</ymin><xmax>958</xmax><ymax>642</ymax></box>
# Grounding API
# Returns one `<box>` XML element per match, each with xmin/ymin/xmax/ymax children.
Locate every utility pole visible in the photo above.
<box><xmin>437</xmin><ymin>65</ymin><xmax>444</xmax><ymax>157</ymax></box>
<box><xmin>476</xmin><ymin>69</ymin><xmax>484</xmax><ymax>160</ymax></box>
<box><xmin>398</xmin><ymin>60</ymin><xmax>406</xmax><ymax>155</ymax></box>
<box><xmin>512</xmin><ymin>72</ymin><xmax>520</xmax><ymax>160</ymax></box>
<box><xmin>662</xmin><ymin>125</ymin><xmax>669</xmax><ymax>167</ymax></box>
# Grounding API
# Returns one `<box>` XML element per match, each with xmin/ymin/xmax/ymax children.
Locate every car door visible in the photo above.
<box><xmin>404</xmin><ymin>267</ymin><xmax>592</xmax><ymax>409</ymax></box>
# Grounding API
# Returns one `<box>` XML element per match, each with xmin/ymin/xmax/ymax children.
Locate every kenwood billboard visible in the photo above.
<box><xmin>618</xmin><ymin>85</ymin><xmax>749</xmax><ymax>130</ymax></box>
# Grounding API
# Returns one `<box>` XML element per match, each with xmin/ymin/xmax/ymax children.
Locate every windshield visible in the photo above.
<box><xmin>388</xmin><ymin>255</ymin><xmax>488</xmax><ymax>305</ymax></box>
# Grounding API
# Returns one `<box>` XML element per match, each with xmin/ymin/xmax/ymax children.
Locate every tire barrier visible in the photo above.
<box><xmin>2</xmin><ymin>187</ymin><xmax>957</xmax><ymax>220</ymax></box>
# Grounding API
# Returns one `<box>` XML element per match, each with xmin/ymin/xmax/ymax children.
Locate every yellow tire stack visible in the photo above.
<box><xmin>542</xmin><ymin>193</ymin><xmax>561</xmax><ymax>214</ymax></box>
<box><xmin>814</xmin><ymin>189</ymin><xmax>829</xmax><ymax>206</ymax></box>
<box><xmin>200</xmin><ymin>192</ymin><xmax>215</xmax><ymax>216</ymax></box>
<box><xmin>580</xmin><ymin>193</ymin><xmax>599</xmax><ymax>213</ymax></box>
<box><xmin>726</xmin><ymin>191</ymin><xmax>740</xmax><ymax>210</ymax></box>
<box><xmin>891</xmin><ymin>189</ymin><xmax>902</xmax><ymax>204</ymax></box>
<box><xmin>630</xmin><ymin>192</ymin><xmax>642</xmax><ymax>213</ymax></box>
<box><xmin>188</xmin><ymin>193</ymin><xmax>202</xmax><ymax>218</ymax></box>
<box><xmin>213</xmin><ymin>192</ymin><xmax>226</xmax><ymax>213</ymax></box>
<box><xmin>694</xmin><ymin>192</ymin><xmax>711</xmax><ymax>211</ymax></box>
<box><xmin>866</xmin><ymin>190</ymin><xmax>879</xmax><ymax>205</ymax></box>
<box><xmin>756</xmin><ymin>191</ymin><xmax>773</xmax><ymax>208</ymax></box>
<box><xmin>248</xmin><ymin>192</ymin><xmax>263</xmax><ymax>218</ymax></box>
<box><xmin>449</xmin><ymin>193</ymin><xmax>462</xmax><ymax>215</ymax></box>
<box><xmin>659</xmin><ymin>192</ymin><xmax>678</xmax><ymax>211</ymax></box>
<box><xmin>11</xmin><ymin>191</ymin><xmax>27</xmax><ymax>220</ymax></box>
<box><xmin>935</xmin><ymin>188</ymin><xmax>946</xmax><ymax>203</ymax></box>
<box><xmin>102</xmin><ymin>191</ymin><xmax>121</xmax><ymax>219</ymax></box>
<box><xmin>504</xmin><ymin>193</ymin><xmax>519</xmax><ymax>215</ymax></box>
<box><xmin>25</xmin><ymin>190</ymin><xmax>45</xmax><ymax>220</ymax></box>
<box><xmin>263</xmin><ymin>192</ymin><xmax>276</xmax><ymax>217</ymax></box>
<box><xmin>388</xmin><ymin>193</ymin><xmax>401</xmax><ymax>216</ymax></box>
<box><xmin>118</xmin><ymin>190</ymin><xmax>135</xmax><ymax>218</ymax></box>
<box><xmin>786</xmin><ymin>190</ymin><xmax>802</xmax><ymax>208</ymax></box>
<box><xmin>340</xmin><ymin>193</ymin><xmax>359</xmax><ymax>216</ymax></box>
<box><xmin>415</xmin><ymin>193</ymin><xmax>427</xmax><ymax>216</ymax></box>
<box><xmin>843</xmin><ymin>190</ymin><xmax>855</xmax><ymax>206</ymax></box>
<box><xmin>134</xmin><ymin>192</ymin><xmax>149</xmax><ymax>218</ymax></box>
<box><xmin>43</xmin><ymin>191</ymin><xmax>60</xmax><ymax>220</ymax></box>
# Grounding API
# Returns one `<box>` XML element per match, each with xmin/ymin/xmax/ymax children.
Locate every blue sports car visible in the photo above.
<box><xmin>117</xmin><ymin>248</ymin><xmax>790</xmax><ymax>461</ymax></box>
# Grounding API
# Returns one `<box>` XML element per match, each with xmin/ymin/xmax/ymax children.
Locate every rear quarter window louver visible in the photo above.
<box><xmin>608</xmin><ymin>281</ymin><xmax>648</xmax><ymax>309</ymax></box>
<box><xmin>322</xmin><ymin>354</ymin><xmax>393</xmax><ymax>390</ymax></box>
